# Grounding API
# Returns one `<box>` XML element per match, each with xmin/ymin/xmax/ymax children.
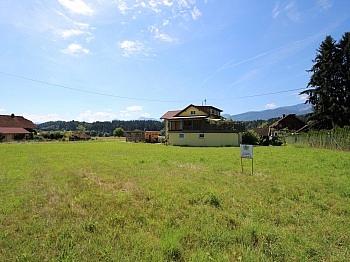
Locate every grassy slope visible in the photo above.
<box><xmin>0</xmin><ymin>141</ymin><xmax>349</xmax><ymax>261</ymax></box>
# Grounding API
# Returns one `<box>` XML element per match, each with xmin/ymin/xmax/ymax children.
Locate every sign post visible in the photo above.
<box><xmin>240</xmin><ymin>144</ymin><xmax>253</xmax><ymax>175</ymax></box>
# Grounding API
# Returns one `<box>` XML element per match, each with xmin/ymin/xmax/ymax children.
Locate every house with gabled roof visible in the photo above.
<box><xmin>0</xmin><ymin>114</ymin><xmax>37</xmax><ymax>142</ymax></box>
<box><xmin>270</xmin><ymin>114</ymin><xmax>306</xmax><ymax>136</ymax></box>
<box><xmin>160</xmin><ymin>104</ymin><xmax>245</xmax><ymax>146</ymax></box>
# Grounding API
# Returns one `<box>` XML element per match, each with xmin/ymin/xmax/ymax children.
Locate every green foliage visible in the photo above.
<box><xmin>37</xmin><ymin>120</ymin><xmax>164</xmax><ymax>135</ymax></box>
<box><xmin>242</xmin><ymin>130</ymin><xmax>260</xmax><ymax>145</ymax></box>
<box><xmin>1</xmin><ymin>142</ymin><xmax>349</xmax><ymax>261</ymax></box>
<box><xmin>300</xmin><ymin>32</ymin><xmax>350</xmax><ymax>129</ymax></box>
<box><xmin>113</xmin><ymin>127</ymin><xmax>124</xmax><ymax>137</ymax></box>
<box><xmin>207</xmin><ymin>192</ymin><xmax>221</xmax><ymax>208</ymax></box>
<box><xmin>40</xmin><ymin>131</ymin><xmax>65</xmax><ymax>140</ymax></box>
<box><xmin>270</xmin><ymin>136</ymin><xmax>283</xmax><ymax>146</ymax></box>
<box><xmin>76</xmin><ymin>124</ymin><xmax>86</xmax><ymax>134</ymax></box>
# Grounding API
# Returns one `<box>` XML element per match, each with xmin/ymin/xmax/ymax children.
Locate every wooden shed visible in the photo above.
<box><xmin>124</xmin><ymin>130</ymin><xmax>160</xmax><ymax>143</ymax></box>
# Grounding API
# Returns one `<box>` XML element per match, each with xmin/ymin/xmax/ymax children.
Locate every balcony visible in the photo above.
<box><xmin>169</xmin><ymin>121</ymin><xmax>245</xmax><ymax>133</ymax></box>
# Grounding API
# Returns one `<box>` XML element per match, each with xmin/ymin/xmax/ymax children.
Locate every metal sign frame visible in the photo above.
<box><xmin>240</xmin><ymin>144</ymin><xmax>253</xmax><ymax>175</ymax></box>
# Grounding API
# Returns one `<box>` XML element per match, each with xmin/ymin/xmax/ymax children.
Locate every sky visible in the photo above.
<box><xmin>1</xmin><ymin>0</ymin><xmax>349</xmax><ymax>123</ymax></box>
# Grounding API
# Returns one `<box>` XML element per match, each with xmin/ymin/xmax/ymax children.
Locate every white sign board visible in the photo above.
<box><xmin>240</xmin><ymin>144</ymin><xmax>253</xmax><ymax>159</ymax></box>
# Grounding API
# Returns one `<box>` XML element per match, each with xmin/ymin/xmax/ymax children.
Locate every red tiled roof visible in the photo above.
<box><xmin>0</xmin><ymin>115</ymin><xmax>37</xmax><ymax>129</ymax></box>
<box><xmin>0</xmin><ymin>127</ymin><xmax>30</xmax><ymax>134</ymax></box>
<box><xmin>160</xmin><ymin>110</ymin><xmax>181</xmax><ymax>119</ymax></box>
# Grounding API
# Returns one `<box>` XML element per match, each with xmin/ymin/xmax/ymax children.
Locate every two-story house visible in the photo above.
<box><xmin>160</xmin><ymin>104</ymin><xmax>245</xmax><ymax>146</ymax></box>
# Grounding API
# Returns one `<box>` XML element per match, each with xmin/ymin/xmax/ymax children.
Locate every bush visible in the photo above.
<box><xmin>270</xmin><ymin>136</ymin><xmax>283</xmax><ymax>146</ymax></box>
<box><xmin>113</xmin><ymin>127</ymin><xmax>124</xmax><ymax>137</ymax></box>
<box><xmin>242</xmin><ymin>130</ymin><xmax>260</xmax><ymax>145</ymax></box>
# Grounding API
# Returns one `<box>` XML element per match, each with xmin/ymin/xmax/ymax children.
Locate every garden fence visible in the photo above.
<box><xmin>285</xmin><ymin>126</ymin><xmax>350</xmax><ymax>151</ymax></box>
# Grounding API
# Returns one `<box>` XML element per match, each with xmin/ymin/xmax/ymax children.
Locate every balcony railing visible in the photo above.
<box><xmin>169</xmin><ymin>122</ymin><xmax>245</xmax><ymax>133</ymax></box>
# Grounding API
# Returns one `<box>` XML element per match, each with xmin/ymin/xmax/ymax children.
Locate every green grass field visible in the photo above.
<box><xmin>1</xmin><ymin>141</ymin><xmax>349</xmax><ymax>261</ymax></box>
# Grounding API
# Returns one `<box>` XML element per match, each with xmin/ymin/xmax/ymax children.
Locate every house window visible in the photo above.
<box><xmin>199</xmin><ymin>134</ymin><xmax>205</xmax><ymax>139</ymax></box>
<box><xmin>190</xmin><ymin>110</ymin><xmax>196</xmax><ymax>115</ymax></box>
<box><xmin>179</xmin><ymin>133</ymin><xmax>184</xmax><ymax>138</ymax></box>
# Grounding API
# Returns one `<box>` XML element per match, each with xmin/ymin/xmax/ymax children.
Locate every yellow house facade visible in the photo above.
<box><xmin>160</xmin><ymin>104</ymin><xmax>245</xmax><ymax>147</ymax></box>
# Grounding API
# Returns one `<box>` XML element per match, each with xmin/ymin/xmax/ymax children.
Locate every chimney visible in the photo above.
<box><xmin>282</xmin><ymin>114</ymin><xmax>286</xmax><ymax>118</ymax></box>
<box><xmin>11</xmin><ymin>113</ymin><xmax>15</xmax><ymax>118</ymax></box>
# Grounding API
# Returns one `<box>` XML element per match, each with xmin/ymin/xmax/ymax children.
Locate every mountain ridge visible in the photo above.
<box><xmin>223</xmin><ymin>103</ymin><xmax>312</xmax><ymax>121</ymax></box>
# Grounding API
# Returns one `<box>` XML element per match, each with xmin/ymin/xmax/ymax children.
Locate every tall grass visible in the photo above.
<box><xmin>0</xmin><ymin>141</ymin><xmax>349</xmax><ymax>261</ymax></box>
<box><xmin>286</xmin><ymin>126</ymin><xmax>350</xmax><ymax>150</ymax></box>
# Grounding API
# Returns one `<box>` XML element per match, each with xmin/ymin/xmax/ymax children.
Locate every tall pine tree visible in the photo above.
<box><xmin>301</xmin><ymin>33</ymin><xmax>350</xmax><ymax>129</ymax></box>
<box><xmin>337</xmin><ymin>32</ymin><xmax>350</xmax><ymax>126</ymax></box>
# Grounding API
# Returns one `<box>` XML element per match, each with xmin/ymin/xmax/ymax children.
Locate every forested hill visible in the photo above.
<box><xmin>37</xmin><ymin>120</ymin><xmax>164</xmax><ymax>136</ymax></box>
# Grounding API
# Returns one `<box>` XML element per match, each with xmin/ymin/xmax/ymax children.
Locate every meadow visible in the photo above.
<box><xmin>0</xmin><ymin>140</ymin><xmax>349</xmax><ymax>261</ymax></box>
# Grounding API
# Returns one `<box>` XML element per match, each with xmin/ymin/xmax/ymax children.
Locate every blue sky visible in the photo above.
<box><xmin>1</xmin><ymin>0</ymin><xmax>349</xmax><ymax>122</ymax></box>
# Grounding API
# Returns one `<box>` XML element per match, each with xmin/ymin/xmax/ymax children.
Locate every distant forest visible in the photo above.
<box><xmin>37</xmin><ymin>114</ymin><xmax>309</xmax><ymax>137</ymax></box>
<box><xmin>37</xmin><ymin>120</ymin><xmax>164</xmax><ymax>137</ymax></box>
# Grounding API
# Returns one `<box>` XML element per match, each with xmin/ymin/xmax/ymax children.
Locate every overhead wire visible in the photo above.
<box><xmin>0</xmin><ymin>71</ymin><xmax>304</xmax><ymax>103</ymax></box>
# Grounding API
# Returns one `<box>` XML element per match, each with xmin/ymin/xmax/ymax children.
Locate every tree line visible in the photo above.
<box><xmin>37</xmin><ymin>115</ymin><xmax>311</xmax><ymax>137</ymax></box>
<box><xmin>300</xmin><ymin>32</ymin><xmax>350</xmax><ymax>130</ymax></box>
<box><xmin>37</xmin><ymin>120</ymin><xmax>164</xmax><ymax>137</ymax></box>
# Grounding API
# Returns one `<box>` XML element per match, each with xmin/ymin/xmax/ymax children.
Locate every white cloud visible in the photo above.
<box><xmin>149</xmin><ymin>25</ymin><xmax>176</xmax><ymax>42</ymax></box>
<box><xmin>163</xmin><ymin>0</ymin><xmax>173</xmax><ymax>7</ymax></box>
<box><xmin>178</xmin><ymin>0</ymin><xmax>189</xmax><ymax>9</ymax></box>
<box><xmin>127</xmin><ymin>106</ymin><xmax>143</xmax><ymax>111</ymax></box>
<box><xmin>140</xmin><ymin>112</ymin><xmax>151</xmax><ymax>118</ymax></box>
<box><xmin>61</xmin><ymin>43</ymin><xmax>90</xmax><ymax>55</ymax></box>
<box><xmin>116</xmin><ymin>0</ymin><xmax>135</xmax><ymax>14</ymax></box>
<box><xmin>22</xmin><ymin>113</ymin><xmax>61</xmax><ymax>123</ymax></box>
<box><xmin>148</xmin><ymin>0</ymin><xmax>162</xmax><ymax>13</ymax></box>
<box><xmin>117</xmin><ymin>106</ymin><xmax>151</xmax><ymax>120</ymax></box>
<box><xmin>191</xmin><ymin>6</ymin><xmax>201</xmax><ymax>20</ymax></box>
<box><xmin>119</xmin><ymin>111</ymin><xmax>133</xmax><ymax>118</ymax></box>
<box><xmin>265</xmin><ymin>103</ymin><xmax>277</xmax><ymax>109</ymax></box>
<box><xmin>272</xmin><ymin>2</ymin><xmax>280</xmax><ymax>18</ymax></box>
<box><xmin>316</xmin><ymin>0</ymin><xmax>333</xmax><ymax>11</ymax></box>
<box><xmin>284</xmin><ymin>0</ymin><xmax>301</xmax><ymax>22</ymax></box>
<box><xmin>113</xmin><ymin>0</ymin><xmax>202</xmax><ymax>56</ymax></box>
<box><xmin>162</xmin><ymin>19</ymin><xmax>170</xmax><ymax>26</ymax></box>
<box><xmin>119</xmin><ymin>40</ymin><xmax>150</xmax><ymax>57</ymax></box>
<box><xmin>156</xmin><ymin>33</ymin><xmax>174</xmax><ymax>42</ymax></box>
<box><xmin>76</xmin><ymin>110</ymin><xmax>117</xmax><ymax>122</ymax></box>
<box><xmin>299</xmin><ymin>93</ymin><xmax>309</xmax><ymax>101</ymax></box>
<box><xmin>54</xmin><ymin>11</ymin><xmax>94</xmax><ymax>44</ymax></box>
<box><xmin>58</xmin><ymin>29</ymin><xmax>85</xmax><ymax>38</ymax></box>
<box><xmin>271</xmin><ymin>0</ymin><xmax>301</xmax><ymax>22</ymax></box>
<box><xmin>0</xmin><ymin>108</ymin><xmax>6</xmax><ymax>114</ymax></box>
<box><xmin>58</xmin><ymin>0</ymin><xmax>94</xmax><ymax>15</ymax></box>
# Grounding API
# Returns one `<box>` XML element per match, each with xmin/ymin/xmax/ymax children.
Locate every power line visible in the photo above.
<box><xmin>209</xmin><ymin>88</ymin><xmax>304</xmax><ymax>101</ymax></box>
<box><xmin>0</xmin><ymin>71</ymin><xmax>304</xmax><ymax>102</ymax></box>
<box><xmin>0</xmin><ymin>71</ymin><xmax>195</xmax><ymax>103</ymax></box>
